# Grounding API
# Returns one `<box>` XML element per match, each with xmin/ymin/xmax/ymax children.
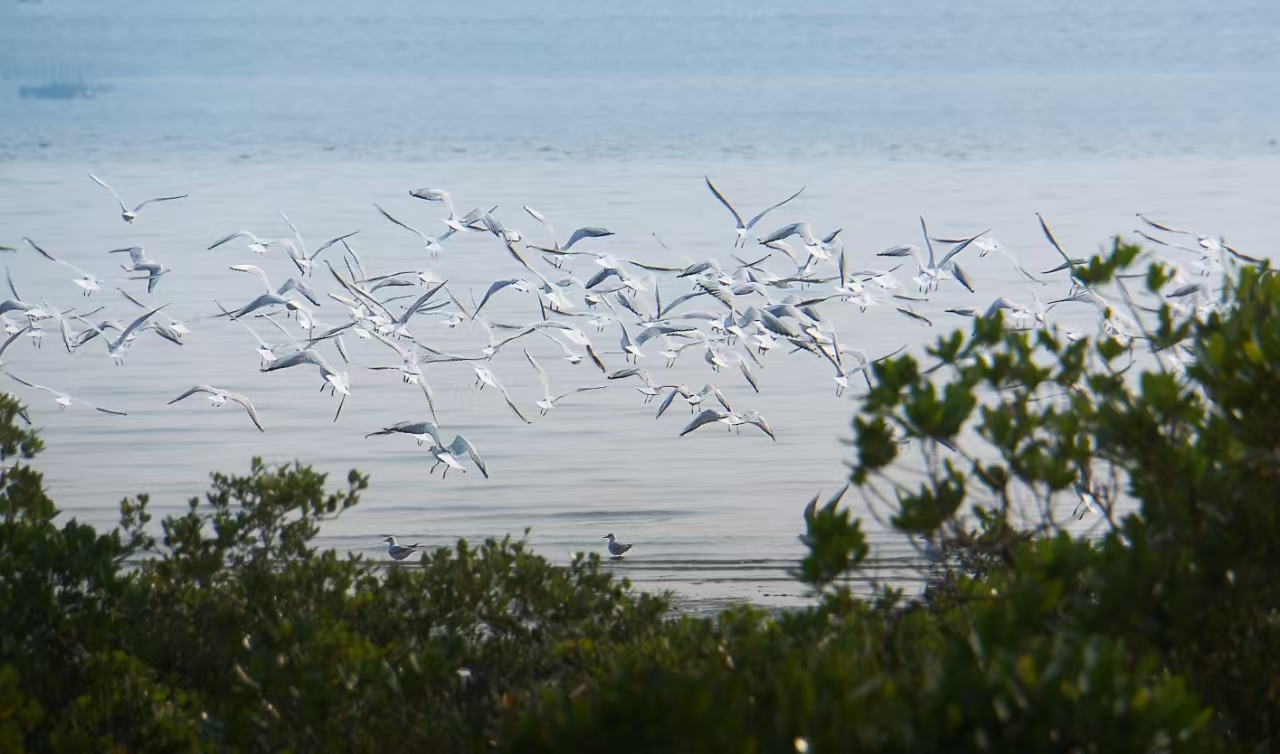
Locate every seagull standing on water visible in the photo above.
<box><xmin>383</xmin><ymin>536</ymin><xmax>422</xmax><ymax>560</ymax></box>
<box><xmin>603</xmin><ymin>533</ymin><xmax>633</xmax><ymax>559</ymax></box>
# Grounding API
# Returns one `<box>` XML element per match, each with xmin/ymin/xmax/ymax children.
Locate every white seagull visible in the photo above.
<box><xmin>375</xmin><ymin>203</ymin><xmax>453</xmax><ymax>255</ymax></box>
<box><xmin>471</xmin><ymin>364</ymin><xmax>532</xmax><ymax>424</ymax></box>
<box><xmin>704</xmin><ymin>177</ymin><xmax>805</xmax><ymax>248</ymax></box>
<box><xmin>88</xmin><ymin>173</ymin><xmax>188</xmax><ymax>223</ymax></box>
<box><xmin>2</xmin><ymin>369</ymin><xmax>126</xmax><ymax>415</ymax></box>
<box><xmin>109</xmin><ymin>246</ymin><xmax>168</xmax><ymax>294</ymax></box>
<box><xmin>167</xmin><ymin>385</ymin><xmax>265</xmax><ymax>431</ymax></box>
<box><xmin>383</xmin><ymin>535</ymin><xmax>422</xmax><ymax>560</ymax></box>
<box><xmin>523</xmin><ymin>349</ymin><xmax>607</xmax><ymax>415</ymax></box>
<box><xmin>260</xmin><ymin>348</ymin><xmax>351</xmax><ymax>421</ymax></box>
<box><xmin>24</xmin><ymin>238</ymin><xmax>100</xmax><ymax>296</ymax></box>
<box><xmin>207</xmin><ymin>230</ymin><xmax>279</xmax><ymax>255</ymax></box>
<box><xmin>603</xmin><ymin>533</ymin><xmax>633</xmax><ymax>559</ymax></box>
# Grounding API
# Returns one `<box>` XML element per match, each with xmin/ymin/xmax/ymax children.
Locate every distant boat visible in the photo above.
<box><xmin>18</xmin><ymin>75</ymin><xmax>107</xmax><ymax>100</ymax></box>
<box><xmin>19</xmin><ymin>81</ymin><xmax>95</xmax><ymax>99</ymax></box>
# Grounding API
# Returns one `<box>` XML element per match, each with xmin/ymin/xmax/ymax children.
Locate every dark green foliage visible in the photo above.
<box><xmin>2</xmin><ymin>239</ymin><xmax>1279</xmax><ymax>750</ymax></box>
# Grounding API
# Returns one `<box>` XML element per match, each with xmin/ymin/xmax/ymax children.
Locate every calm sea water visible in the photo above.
<box><xmin>0</xmin><ymin>0</ymin><xmax>1276</xmax><ymax>609</ymax></box>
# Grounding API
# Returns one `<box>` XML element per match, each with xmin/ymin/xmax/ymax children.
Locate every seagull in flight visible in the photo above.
<box><xmin>260</xmin><ymin>348</ymin><xmax>350</xmax><ymax>421</ymax></box>
<box><xmin>877</xmin><ymin>220</ymin><xmax>985</xmax><ymax>293</ymax></box>
<box><xmin>207</xmin><ymin>230</ymin><xmax>280</xmax><ymax>255</ymax></box>
<box><xmin>409</xmin><ymin>187</ymin><xmax>468</xmax><ymax>232</ymax></box>
<box><xmin>376</xmin><ymin>203</ymin><xmax>453</xmax><ymax>255</ymax></box>
<box><xmin>2</xmin><ymin>369</ymin><xmax>127</xmax><ymax>415</ymax></box>
<box><xmin>109</xmin><ymin>246</ymin><xmax>168</xmax><ymax>294</ymax></box>
<box><xmin>522</xmin><ymin>205</ymin><xmax>616</xmax><ymax>253</ymax></box>
<box><xmin>88</xmin><ymin>173</ymin><xmax>188</xmax><ymax>223</ymax></box>
<box><xmin>680</xmin><ymin>408</ymin><xmax>775</xmax><ymax>440</ymax></box>
<box><xmin>523</xmin><ymin>349</ymin><xmax>606</xmax><ymax>415</ymax></box>
<box><xmin>24</xmin><ymin>238</ymin><xmax>100</xmax><ymax>296</ymax></box>
<box><xmin>229</xmin><ymin>264</ymin><xmax>321</xmax><ymax>306</ymax></box>
<box><xmin>167</xmin><ymin>385</ymin><xmax>265</xmax><ymax>431</ymax></box>
<box><xmin>471</xmin><ymin>364</ymin><xmax>532</xmax><ymax>424</ymax></box>
<box><xmin>91</xmin><ymin>305</ymin><xmax>168</xmax><ymax>363</ymax></box>
<box><xmin>705</xmin><ymin>177</ymin><xmax>805</xmax><ymax>248</ymax></box>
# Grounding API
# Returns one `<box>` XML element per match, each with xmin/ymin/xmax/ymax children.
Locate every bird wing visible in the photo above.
<box><xmin>697</xmin><ymin>280</ymin><xmax>736</xmax><ymax>311</ymax></box>
<box><xmin>3</xmin><ymin>370</ymin><xmax>57</xmax><ymax>396</ymax></box>
<box><xmin>659</xmin><ymin>290</ymin><xmax>706</xmax><ymax>318</ymax></box>
<box><xmin>262</xmin><ymin>348</ymin><xmax>334</xmax><ymax>374</ymax></box>
<box><xmin>415</xmin><ymin>372</ymin><xmax>439</xmax><ymax>423</ymax></box>
<box><xmin>208</xmin><ymin>230</ymin><xmax>256</xmax><ymax>250</ymax></box>
<box><xmin>24</xmin><ymin>238</ymin><xmax>93</xmax><ymax>280</ymax></box>
<box><xmin>655</xmin><ymin>387</ymin><xmax>682</xmax><ymax>418</ymax></box>
<box><xmin>448</xmin><ymin>434</ymin><xmax>489</xmax><ymax>479</ymax></box>
<box><xmin>742</xmin><ymin>412</ymin><xmax>775</xmax><ymax>440</ymax></box>
<box><xmin>368</xmin><ymin>327</ymin><xmax>414</xmax><ymax>361</ymax></box>
<box><xmin>375</xmin><ymin>204</ymin><xmax>429</xmax><ymax>241</ymax></box>
<box><xmin>524</xmin><ymin>348</ymin><xmax>553</xmax><ymax>400</ymax></box>
<box><xmin>108</xmin><ymin>246</ymin><xmax>148</xmax><ymax>266</ymax></box>
<box><xmin>410</xmin><ymin>188</ymin><xmax>454</xmax><ymax>210</ymax></box>
<box><xmin>995</xmin><ymin>245</ymin><xmax>1046</xmax><ymax>284</ymax></box>
<box><xmin>936</xmin><ymin>230</ymin><xmax>990</xmax><ymax>268</ymax></box>
<box><xmin>919</xmin><ymin>217</ymin><xmax>937</xmax><ymax>269</ymax></box>
<box><xmin>680</xmin><ymin>409</ymin><xmax>729</xmax><ymax>436</ymax></box>
<box><xmin>480</xmin><ymin>367</ymin><xmax>531</xmax><ymax>424</ymax></box>
<box><xmin>625</xmin><ymin>259</ymin><xmax>682</xmax><ymax>272</ymax></box>
<box><xmin>562</xmin><ymin>227</ymin><xmax>615</xmax><ymax>251</ymax></box>
<box><xmin>522</xmin><ymin>205</ymin><xmax>557</xmax><ymax>249</ymax></box>
<box><xmin>278</xmin><ymin>210</ymin><xmax>307</xmax><ymax>255</ymax></box>
<box><xmin>473</xmin><ymin>279</ymin><xmax>519</xmax><ymax>319</ymax></box>
<box><xmin>949</xmin><ymin>261</ymin><xmax>976</xmax><ymax>293</ymax></box>
<box><xmin>325</xmin><ymin>261</ymin><xmax>395</xmax><ymax>323</ymax></box>
<box><xmin>278</xmin><ymin>277</ymin><xmax>321</xmax><ymax>306</ymax></box>
<box><xmin>228</xmin><ymin>394</ymin><xmax>265</xmax><ymax>432</ymax></box>
<box><xmin>167</xmin><ymin>385</ymin><xmax>220</xmax><ymax>404</ymax></box>
<box><xmin>896</xmin><ymin>307</ymin><xmax>933</xmax><ymax>327</ymax></box>
<box><xmin>701</xmin><ymin>384</ymin><xmax>733</xmax><ymax>412</ymax></box>
<box><xmin>1035</xmin><ymin>213</ymin><xmax>1075</xmax><ymax>269</ymax></box>
<box><xmin>22</xmin><ymin>237</ymin><xmax>57</xmax><ymax>263</ymax></box>
<box><xmin>396</xmin><ymin>281</ymin><xmax>448</xmax><ymax>327</ymax></box>
<box><xmin>480</xmin><ymin>211</ymin><xmax>508</xmax><ymax>238</ymax></box>
<box><xmin>131</xmin><ymin>194</ymin><xmax>189</xmax><ymax>213</ymax></box>
<box><xmin>551</xmin><ymin>385</ymin><xmax>607</xmax><ymax>404</ymax></box>
<box><xmin>738</xmin><ymin>359</ymin><xmax>759</xmax><ymax>393</ymax></box>
<box><xmin>803</xmin><ymin>494</ymin><xmax>819</xmax><ymax>522</ymax></box>
<box><xmin>877</xmin><ymin>244</ymin><xmax>922</xmax><ymax>263</ymax></box>
<box><xmin>1136</xmin><ymin>213</ymin><xmax>1196</xmax><ymax>236</ymax></box>
<box><xmin>117</xmin><ymin>305</ymin><xmax>169</xmax><ymax>345</ymax></box>
<box><xmin>0</xmin><ymin>324</ymin><xmax>31</xmax><ymax>361</ymax></box>
<box><xmin>230</xmin><ymin>264</ymin><xmax>273</xmax><ymax>293</ymax></box>
<box><xmin>705</xmin><ymin>177</ymin><xmax>744</xmax><ymax>228</ymax></box>
<box><xmin>310</xmin><ymin>231</ymin><xmax>359</xmax><ymax>261</ymax></box>
<box><xmin>758</xmin><ymin>223</ymin><xmax>802</xmax><ymax>245</ymax></box>
<box><xmin>88</xmin><ymin>173</ymin><xmax>128</xmax><ymax>213</ymax></box>
<box><xmin>586</xmin><ymin>344</ymin><xmax>609</xmax><ymax>374</ymax></box>
<box><xmin>745</xmin><ymin>185</ymin><xmax>805</xmax><ymax>230</ymax></box>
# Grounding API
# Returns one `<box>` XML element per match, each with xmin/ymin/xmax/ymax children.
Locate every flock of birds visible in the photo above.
<box><xmin>0</xmin><ymin>172</ymin><xmax>1259</xmax><ymax>564</ymax></box>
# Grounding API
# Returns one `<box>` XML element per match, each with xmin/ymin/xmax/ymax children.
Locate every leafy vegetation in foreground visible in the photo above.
<box><xmin>3</xmin><ymin>240</ymin><xmax>1279</xmax><ymax>751</ymax></box>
